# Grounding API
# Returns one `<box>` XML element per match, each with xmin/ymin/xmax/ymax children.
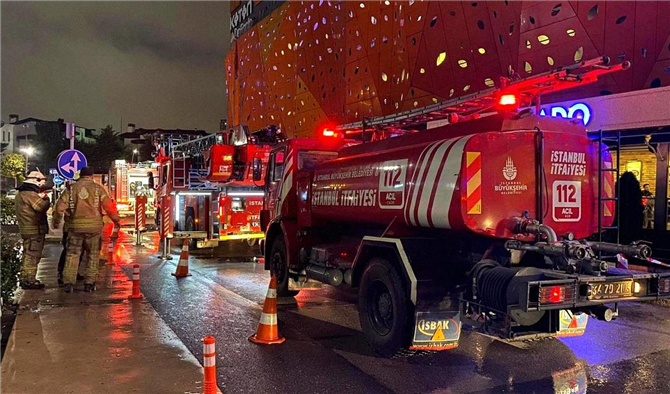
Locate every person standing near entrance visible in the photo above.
<box><xmin>53</xmin><ymin>167</ymin><xmax>120</xmax><ymax>293</ymax></box>
<box><xmin>15</xmin><ymin>170</ymin><xmax>50</xmax><ymax>289</ymax></box>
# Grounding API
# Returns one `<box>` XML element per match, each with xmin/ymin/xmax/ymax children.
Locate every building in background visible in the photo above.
<box><xmin>225</xmin><ymin>1</ymin><xmax>670</xmax><ymax>137</ymax></box>
<box><xmin>0</xmin><ymin>114</ymin><xmax>97</xmax><ymax>153</ymax></box>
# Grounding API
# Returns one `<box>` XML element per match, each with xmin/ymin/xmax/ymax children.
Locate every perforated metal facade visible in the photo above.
<box><xmin>225</xmin><ymin>1</ymin><xmax>670</xmax><ymax>137</ymax></box>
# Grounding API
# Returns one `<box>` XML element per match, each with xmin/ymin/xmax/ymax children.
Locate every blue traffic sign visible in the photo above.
<box><xmin>53</xmin><ymin>175</ymin><xmax>65</xmax><ymax>186</ymax></box>
<box><xmin>49</xmin><ymin>168</ymin><xmax>58</xmax><ymax>175</ymax></box>
<box><xmin>57</xmin><ymin>149</ymin><xmax>87</xmax><ymax>179</ymax></box>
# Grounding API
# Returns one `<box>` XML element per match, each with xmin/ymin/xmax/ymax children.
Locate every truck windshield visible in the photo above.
<box><xmin>298</xmin><ymin>150</ymin><xmax>338</xmax><ymax>171</ymax></box>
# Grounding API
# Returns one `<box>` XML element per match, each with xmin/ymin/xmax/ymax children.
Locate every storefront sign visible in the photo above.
<box><xmin>539</xmin><ymin>103</ymin><xmax>592</xmax><ymax>126</ymax></box>
<box><xmin>230</xmin><ymin>1</ymin><xmax>286</xmax><ymax>40</ymax></box>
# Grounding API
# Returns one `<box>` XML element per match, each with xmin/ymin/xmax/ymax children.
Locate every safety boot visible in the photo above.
<box><xmin>84</xmin><ymin>283</ymin><xmax>96</xmax><ymax>293</ymax></box>
<box><xmin>64</xmin><ymin>284</ymin><xmax>74</xmax><ymax>293</ymax></box>
<box><xmin>19</xmin><ymin>280</ymin><xmax>45</xmax><ymax>290</ymax></box>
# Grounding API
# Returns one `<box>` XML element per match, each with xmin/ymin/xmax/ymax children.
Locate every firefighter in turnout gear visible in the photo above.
<box><xmin>53</xmin><ymin>167</ymin><xmax>120</xmax><ymax>293</ymax></box>
<box><xmin>16</xmin><ymin>170</ymin><xmax>50</xmax><ymax>289</ymax></box>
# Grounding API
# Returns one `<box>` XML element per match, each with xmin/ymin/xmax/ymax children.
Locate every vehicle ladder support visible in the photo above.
<box><xmin>160</xmin><ymin>237</ymin><xmax>173</xmax><ymax>260</ymax></box>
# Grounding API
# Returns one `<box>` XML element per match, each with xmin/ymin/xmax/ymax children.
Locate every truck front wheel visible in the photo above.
<box><xmin>269</xmin><ymin>235</ymin><xmax>299</xmax><ymax>297</ymax></box>
<box><xmin>358</xmin><ymin>258</ymin><xmax>412</xmax><ymax>358</ymax></box>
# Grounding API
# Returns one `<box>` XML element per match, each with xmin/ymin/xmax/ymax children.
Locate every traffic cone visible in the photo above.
<box><xmin>249</xmin><ymin>275</ymin><xmax>285</xmax><ymax>345</ymax></box>
<box><xmin>172</xmin><ymin>239</ymin><xmax>192</xmax><ymax>278</ymax></box>
<box><xmin>128</xmin><ymin>264</ymin><xmax>143</xmax><ymax>299</ymax></box>
<box><xmin>107</xmin><ymin>242</ymin><xmax>114</xmax><ymax>265</ymax></box>
<box><xmin>202</xmin><ymin>336</ymin><xmax>218</xmax><ymax>394</ymax></box>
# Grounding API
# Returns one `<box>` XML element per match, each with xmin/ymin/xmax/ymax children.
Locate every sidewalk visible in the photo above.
<box><xmin>1</xmin><ymin>241</ymin><xmax>204</xmax><ymax>394</ymax></box>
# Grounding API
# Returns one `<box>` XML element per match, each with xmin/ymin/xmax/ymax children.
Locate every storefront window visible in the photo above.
<box><xmin>613</xmin><ymin>148</ymin><xmax>657</xmax><ymax>230</ymax></box>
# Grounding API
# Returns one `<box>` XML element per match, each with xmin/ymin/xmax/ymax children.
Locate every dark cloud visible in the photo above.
<box><xmin>1</xmin><ymin>1</ymin><xmax>230</xmax><ymax>133</ymax></box>
<box><xmin>99</xmin><ymin>21</ymin><xmax>221</xmax><ymax>65</ymax></box>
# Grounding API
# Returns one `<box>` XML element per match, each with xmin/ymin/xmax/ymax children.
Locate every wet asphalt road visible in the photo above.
<box><xmin>115</xmin><ymin>231</ymin><xmax>670</xmax><ymax>394</ymax></box>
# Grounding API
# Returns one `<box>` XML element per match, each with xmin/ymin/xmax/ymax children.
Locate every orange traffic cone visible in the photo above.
<box><xmin>172</xmin><ymin>239</ymin><xmax>192</xmax><ymax>278</ymax></box>
<box><xmin>249</xmin><ymin>275</ymin><xmax>285</xmax><ymax>345</ymax></box>
<box><xmin>202</xmin><ymin>336</ymin><xmax>218</xmax><ymax>394</ymax></box>
<box><xmin>128</xmin><ymin>264</ymin><xmax>143</xmax><ymax>299</ymax></box>
<box><xmin>107</xmin><ymin>242</ymin><xmax>114</xmax><ymax>265</ymax></box>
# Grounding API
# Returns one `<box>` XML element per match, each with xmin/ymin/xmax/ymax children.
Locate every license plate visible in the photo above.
<box><xmin>589</xmin><ymin>280</ymin><xmax>632</xmax><ymax>300</ymax></box>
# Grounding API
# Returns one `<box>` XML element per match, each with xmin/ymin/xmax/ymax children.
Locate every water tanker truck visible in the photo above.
<box><xmin>255</xmin><ymin>58</ymin><xmax>670</xmax><ymax>357</ymax></box>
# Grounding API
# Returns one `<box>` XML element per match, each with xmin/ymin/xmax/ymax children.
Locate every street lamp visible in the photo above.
<box><xmin>20</xmin><ymin>146</ymin><xmax>35</xmax><ymax>171</ymax></box>
<box><xmin>132</xmin><ymin>149</ymin><xmax>138</xmax><ymax>164</ymax></box>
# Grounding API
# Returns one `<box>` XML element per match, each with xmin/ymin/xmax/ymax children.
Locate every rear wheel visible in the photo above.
<box><xmin>270</xmin><ymin>235</ymin><xmax>299</xmax><ymax>297</ymax></box>
<box><xmin>358</xmin><ymin>258</ymin><xmax>412</xmax><ymax>358</ymax></box>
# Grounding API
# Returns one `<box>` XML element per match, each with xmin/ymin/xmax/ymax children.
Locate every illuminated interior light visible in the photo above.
<box><xmin>420</xmin><ymin>68</ymin><xmax>425</xmax><ymax>74</ymax></box>
<box><xmin>457</xmin><ymin>59</ymin><xmax>468</xmax><ymax>68</ymax></box>
<box><xmin>537</xmin><ymin>34</ymin><xmax>550</xmax><ymax>45</ymax></box>
<box><xmin>566</xmin><ymin>29</ymin><xmax>576</xmax><ymax>37</ymax></box>
<box><xmin>478</xmin><ymin>47</ymin><xmax>486</xmax><ymax>54</ymax></box>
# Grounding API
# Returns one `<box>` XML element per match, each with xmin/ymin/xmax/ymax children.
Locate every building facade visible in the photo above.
<box><xmin>225</xmin><ymin>1</ymin><xmax>670</xmax><ymax>137</ymax></box>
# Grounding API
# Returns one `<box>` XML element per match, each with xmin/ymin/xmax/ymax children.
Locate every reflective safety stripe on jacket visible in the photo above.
<box><xmin>16</xmin><ymin>190</ymin><xmax>49</xmax><ymax>237</ymax></box>
<box><xmin>54</xmin><ymin>178</ymin><xmax>120</xmax><ymax>233</ymax></box>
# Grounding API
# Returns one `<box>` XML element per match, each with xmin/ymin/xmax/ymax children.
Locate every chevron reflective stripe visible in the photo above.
<box><xmin>466</xmin><ymin>152</ymin><xmax>482</xmax><ymax>215</ymax></box>
<box><xmin>405</xmin><ymin>140</ymin><xmax>444</xmax><ymax>226</ymax></box>
<box><xmin>405</xmin><ymin>136</ymin><xmax>470</xmax><ymax>228</ymax></box>
<box><xmin>429</xmin><ymin>136</ymin><xmax>471</xmax><ymax>228</ymax></box>
<box><xmin>266</xmin><ymin>288</ymin><xmax>277</xmax><ymax>299</ymax></box>
<box><xmin>603</xmin><ymin>161</ymin><xmax>613</xmax><ymax>217</ymax></box>
<box><xmin>259</xmin><ymin>312</ymin><xmax>277</xmax><ymax>326</ymax></box>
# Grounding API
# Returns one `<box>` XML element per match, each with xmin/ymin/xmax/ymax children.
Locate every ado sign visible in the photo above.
<box><xmin>57</xmin><ymin>149</ymin><xmax>88</xmax><ymax>179</ymax></box>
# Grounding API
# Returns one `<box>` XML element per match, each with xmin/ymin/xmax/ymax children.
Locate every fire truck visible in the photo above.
<box><xmin>153</xmin><ymin>126</ymin><xmax>284</xmax><ymax>248</ymax></box>
<box><xmin>255</xmin><ymin>57</ymin><xmax>670</xmax><ymax>357</ymax></box>
<box><xmin>108</xmin><ymin>159</ymin><xmax>158</xmax><ymax>215</ymax></box>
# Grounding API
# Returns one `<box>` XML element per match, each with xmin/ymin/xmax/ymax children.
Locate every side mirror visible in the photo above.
<box><xmin>147</xmin><ymin>171</ymin><xmax>155</xmax><ymax>189</ymax></box>
<box><xmin>252</xmin><ymin>158</ymin><xmax>263</xmax><ymax>181</ymax></box>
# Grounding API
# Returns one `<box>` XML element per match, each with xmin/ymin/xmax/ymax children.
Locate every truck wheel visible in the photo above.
<box><xmin>270</xmin><ymin>235</ymin><xmax>299</xmax><ymax>297</ymax></box>
<box><xmin>358</xmin><ymin>258</ymin><xmax>412</xmax><ymax>358</ymax></box>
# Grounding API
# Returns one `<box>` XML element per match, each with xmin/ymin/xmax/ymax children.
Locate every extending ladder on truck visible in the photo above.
<box><xmin>596</xmin><ymin>129</ymin><xmax>621</xmax><ymax>257</ymax></box>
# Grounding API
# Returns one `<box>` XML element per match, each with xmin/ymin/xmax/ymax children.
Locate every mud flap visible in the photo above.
<box><xmin>409</xmin><ymin>311</ymin><xmax>461</xmax><ymax>351</ymax></box>
<box><xmin>556</xmin><ymin>310</ymin><xmax>589</xmax><ymax>337</ymax></box>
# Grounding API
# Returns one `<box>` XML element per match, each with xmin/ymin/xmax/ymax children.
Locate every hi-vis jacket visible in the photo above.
<box><xmin>53</xmin><ymin>177</ymin><xmax>120</xmax><ymax>233</ymax></box>
<box><xmin>16</xmin><ymin>185</ymin><xmax>50</xmax><ymax>237</ymax></box>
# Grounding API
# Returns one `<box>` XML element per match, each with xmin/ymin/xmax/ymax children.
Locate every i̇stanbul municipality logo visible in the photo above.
<box><xmin>503</xmin><ymin>156</ymin><xmax>517</xmax><ymax>181</ymax></box>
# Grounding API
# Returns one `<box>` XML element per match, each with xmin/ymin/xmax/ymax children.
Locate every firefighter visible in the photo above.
<box><xmin>53</xmin><ymin>167</ymin><xmax>120</xmax><ymax>293</ymax></box>
<box><xmin>15</xmin><ymin>169</ymin><xmax>51</xmax><ymax>289</ymax></box>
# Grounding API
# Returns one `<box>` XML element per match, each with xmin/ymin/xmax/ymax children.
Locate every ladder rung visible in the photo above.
<box><xmin>602</xmin><ymin>226</ymin><xmax>619</xmax><ymax>230</ymax></box>
<box><xmin>601</xmin><ymin>168</ymin><xmax>619</xmax><ymax>172</ymax></box>
<box><xmin>600</xmin><ymin>197</ymin><xmax>619</xmax><ymax>201</ymax></box>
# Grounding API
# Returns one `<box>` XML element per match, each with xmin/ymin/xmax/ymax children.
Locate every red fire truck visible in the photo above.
<box><xmin>108</xmin><ymin>160</ymin><xmax>158</xmax><ymax>215</ymax></box>
<box><xmin>153</xmin><ymin>126</ymin><xmax>284</xmax><ymax>248</ymax></box>
<box><xmin>255</xmin><ymin>57</ymin><xmax>670</xmax><ymax>357</ymax></box>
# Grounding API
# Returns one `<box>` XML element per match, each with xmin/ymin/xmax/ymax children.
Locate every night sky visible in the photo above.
<box><xmin>1</xmin><ymin>1</ymin><xmax>230</xmax><ymax>133</ymax></box>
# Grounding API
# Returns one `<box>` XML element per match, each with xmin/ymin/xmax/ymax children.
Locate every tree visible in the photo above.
<box><xmin>78</xmin><ymin>125</ymin><xmax>126</xmax><ymax>173</ymax></box>
<box><xmin>1</xmin><ymin>153</ymin><xmax>26</xmax><ymax>187</ymax></box>
<box><xmin>33</xmin><ymin>119</ymin><xmax>68</xmax><ymax>173</ymax></box>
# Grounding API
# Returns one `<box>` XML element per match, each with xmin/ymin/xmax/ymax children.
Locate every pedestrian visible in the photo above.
<box><xmin>15</xmin><ymin>169</ymin><xmax>50</xmax><ymax>290</ymax></box>
<box><xmin>641</xmin><ymin>183</ymin><xmax>653</xmax><ymax>198</ymax></box>
<box><xmin>53</xmin><ymin>166</ymin><xmax>121</xmax><ymax>293</ymax></box>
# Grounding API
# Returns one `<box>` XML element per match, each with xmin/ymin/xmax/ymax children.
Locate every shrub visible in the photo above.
<box><xmin>1</xmin><ymin>197</ymin><xmax>17</xmax><ymax>226</ymax></box>
<box><xmin>1</xmin><ymin>236</ymin><xmax>22</xmax><ymax>304</ymax></box>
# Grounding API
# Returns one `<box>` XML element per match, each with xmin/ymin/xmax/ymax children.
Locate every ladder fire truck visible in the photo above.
<box><xmin>255</xmin><ymin>57</ymin><xmax>670</xmax><ymax>357</ymax></box>
<box><xmin>107</xmin><ymin>159</ymin><xmax>158</xmax><ymax>215</ymax></box>
<box><xmin>153</xmin><ymin>125</ymin><xmax>285</xmax><ymax>248</ymax></box>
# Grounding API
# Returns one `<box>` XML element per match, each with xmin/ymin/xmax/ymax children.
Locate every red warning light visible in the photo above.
<box><xmin>498</xmin><ymin>94</ymin><xmax>517</xmax><ymax>106</ymax></box>
<box><xmin>322</xmin><ymin>128</ymin><xmax>336</xmax><ymax>137</ymax></box>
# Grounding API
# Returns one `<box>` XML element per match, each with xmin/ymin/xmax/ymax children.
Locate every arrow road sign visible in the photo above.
<box><xmin>57</xmin><ymin>149</ymin><xmax>88</xmax><ymax>179</ymax></box>
<box><xmin>53</xmin><ymin>175</ymin><xmax>65</xmax><ymax>186</ymax></box>
<box><xmin>49</xmin><ymin>168</ymin><xmax>58</xmax><ymax>175</ymax></box>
